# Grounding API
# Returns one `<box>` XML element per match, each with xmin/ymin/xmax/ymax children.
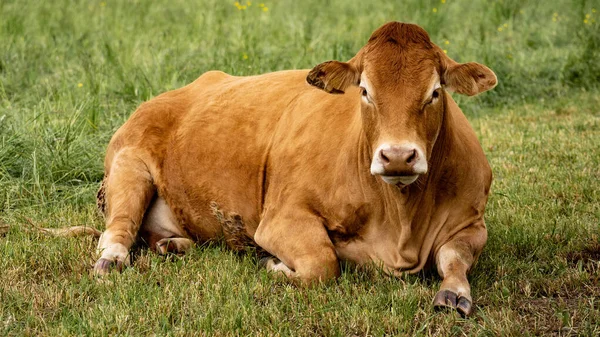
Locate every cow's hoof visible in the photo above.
<box><xmin>156</xmin><ymin>241</ymin><xmax>168</xmax><ymax>255</ymax></box>
<box><xmin>433</xmin><ymin>289</ymin><xmax>457</xmax><ymax>308</ymax></box>
<box><xmin>433</xmin><ymin>290</ymin><xmax>472</xmax><ymax>317</ymax></box>
<box><xmin>93</xmin><ymin>258</ymin><xmax>124</xmax><ymax>276</ymax></box>
<box><xmin>258</xmin><ymin>256</ymin><xmax>280</xmax><ymax>269</ymax></box>
<box><xmin>155</xmin><ymin>237</ymin><xmax>194</xmax><ymax>255</ymax></box>
<box><xmin>456</xmin><ymin>296</ymin><xmax>472</xmax><ymax>317</ymax></box>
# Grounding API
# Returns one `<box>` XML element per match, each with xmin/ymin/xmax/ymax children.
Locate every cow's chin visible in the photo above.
<box><xmin>380</xmin><ymin>174</ymin><xmax>419</xmax><ymax>186</ymax></box>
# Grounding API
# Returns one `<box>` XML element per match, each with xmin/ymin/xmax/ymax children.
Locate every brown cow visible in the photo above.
<box><xmin>94</xmin><ymin>22</ymin><xmax>496</xmax><ymax>316</ymax></box>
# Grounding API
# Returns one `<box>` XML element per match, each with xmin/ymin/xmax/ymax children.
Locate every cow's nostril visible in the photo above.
<box><xmin>406</xmin><ymin>149</ymin><xmax>417</xmax><ymax>164</ymax></box>
<box><xmin>380</xmin><ymin>151</ymin><xmax>390</xmax><ymax>164</ymax></box>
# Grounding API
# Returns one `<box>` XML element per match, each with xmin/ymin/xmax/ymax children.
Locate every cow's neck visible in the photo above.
<box><xmin>357</xmin><ymin>101</ymin><xmax>453</xmax><ymax>269</ymax></box>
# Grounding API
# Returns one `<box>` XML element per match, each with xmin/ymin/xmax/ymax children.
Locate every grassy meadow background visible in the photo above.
<box><xmin>1</xmin><ymin>0</ymin><xmax>599</xmax><ymax>335</ymax></box>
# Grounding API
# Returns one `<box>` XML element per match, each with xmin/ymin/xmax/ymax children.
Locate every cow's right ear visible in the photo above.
<box><xmin>307</xmin><ymin>55</ymin><xmax>362</xmax><ymax>94</ymax></box>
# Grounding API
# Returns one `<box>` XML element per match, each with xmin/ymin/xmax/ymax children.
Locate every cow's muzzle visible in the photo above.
<box><xmin>370</xmin><ymin>143</ymin><xmax>428</xmax><ymax>186</ymax></box>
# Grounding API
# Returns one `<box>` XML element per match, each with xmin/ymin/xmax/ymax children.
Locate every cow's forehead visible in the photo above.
<box><xmin>363</xmin><ymin>48</ymin><xmax>439</xmax><ymax>91</ymax></box>
<box><xmin>362</xmin><ymin>23</ymin><xmax>440</xmax><ymax>86</ymax></box>
<box><xmin>367</xmin><ymin>22</ymin><xmax>433</xmax><ymax>48</ymax></box>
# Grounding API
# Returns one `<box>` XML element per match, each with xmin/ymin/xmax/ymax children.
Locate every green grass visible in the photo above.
<box><xmin>1</xmin><ymin>0</ymin><xmax>599</xmax><ymax>335</ymax></box>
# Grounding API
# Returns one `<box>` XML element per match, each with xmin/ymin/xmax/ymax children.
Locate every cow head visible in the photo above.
<box><xmin>307</xmin><ymin>22</ymin><xmax>496</xmax><ymax>187</ymax></box>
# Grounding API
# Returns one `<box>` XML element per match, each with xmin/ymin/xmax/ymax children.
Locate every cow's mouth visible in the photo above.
<box><xmin>380</xmin><ymin>174</ymin><xmax>419</xmax><ymax>186</ymax></box>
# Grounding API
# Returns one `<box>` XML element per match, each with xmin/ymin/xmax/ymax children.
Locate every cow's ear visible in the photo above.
<box><xmin>307</xmin><ymin>51</ymin><xmax>363</xmax><ymax>94</ymax></box>
<box><xmin>442</xmin><ymin>62</ymin><xmax>497</xmax><ymax>96</ymax></box>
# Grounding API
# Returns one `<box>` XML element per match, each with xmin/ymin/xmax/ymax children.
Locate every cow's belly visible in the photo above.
<box><xmin>158</xmin><ymin>128</ymin><xmax>267</xmax><ymax>241</ymax></box>
<box><xmin>158</xmin><ymin>152</ymin><xmax>263</xmax><ymax>242</ymax></box>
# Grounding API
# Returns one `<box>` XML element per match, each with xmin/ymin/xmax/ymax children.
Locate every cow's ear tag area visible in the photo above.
<box><xmin>307</xmin><ymin>61</ymin><xmax>361</xmax><ymax>94</ymax></box>
<box><xmin>443</xmin><ymin>62</ymin><xmax>497</xmax><ymax>96</ymax></box>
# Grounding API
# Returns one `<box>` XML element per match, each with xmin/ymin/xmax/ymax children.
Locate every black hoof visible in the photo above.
<box><xmin>433</xmin><ymin>289</ymin><xmax>457</xmax><ymax>309</ymax></box>
<box><xmin>456</xmin><ymin>296</ymin><xmax>472</xmax><ymax>317</ymax></box>
<box><xmin>433</xmin><ymin>290</ymin><xmax>473</xmax><ymax>317</ymax></box>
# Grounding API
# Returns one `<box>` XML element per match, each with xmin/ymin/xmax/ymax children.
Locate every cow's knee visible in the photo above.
<box><xmin>294</xmin><ymin>253</ymin><xmax>340</xmax><ymax>284</ymax></box>
<box><xmin>254</xmin><ymin>209</ymin><xmax>340</xmax><ymax>284</ymax></box>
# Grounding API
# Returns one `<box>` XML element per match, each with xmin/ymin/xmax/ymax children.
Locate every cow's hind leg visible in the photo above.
<box><xmin>254</xmin><ymin>208</ymin><xmax>340</xmax><ymax>284</ymax></box>
<box><xmin>433</xmin><ymin>221</ymin><xmax>487</xmax><ymax>317</ymax></box>
<box><xmin>94</xmin><ymin>148</ymin><xmax>155</xmax><ymax>275</ymax></box>
<box><xmin>155</xmin><ymin>238</ymin><xmax>194</xmax><ymax>254</ymax></box>
<box><xmin>139</xmin><ymin>196</ymin><xmax>194</xmax><ymax>255</ymax></box>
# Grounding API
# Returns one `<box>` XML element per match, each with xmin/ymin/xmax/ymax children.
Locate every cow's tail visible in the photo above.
<box><xmin>96</xmin><ymin>175</ymin><xmax>107</xmax><ymax>218</ymax></box>
<box><xmin>18</xmin><ymin>217</ymin><xmax>102</xmax><ymax>238</ymax></box>
<box><xmin>17</xmin><ymin>177</ymin><xmax>107</xmax><ymax>239</ymax></box>
<box><xmin>34</xmin><ymin>225</ymin><xmax>102</xmax><ymax>238</ymax></box>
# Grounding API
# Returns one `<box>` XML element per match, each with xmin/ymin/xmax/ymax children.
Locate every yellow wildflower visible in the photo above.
<box><xmin>263</xmin><ymin>6</ymin><xmax>268</xmax><ymax>11</ymax></box>
<box><xmin>243</xmin><ymin>53</ymin><xmax>248</xmax><ymax>60</ymax></box>
<box><xmin>432</xmin><ymin>7</ymin><xmax>437</xmax><ymax>13</ymax></box>
<box><xmin>259</xmin><ymin>3</ymin><xmax>265</xmax><ymax>7</ymax></box>
<box><xmin>100</xmin><ymin>2</ymin><xmax>106</xmax><ymax>6</ymax></box>
<box><xmin>503</xmin><ymin>23</ymin><xmax>508</xmax><ymax>28</ymax></box>
<box><xmin>584</xmin><ymin>19</ymin><xmax>589</xmax><ymax>24</ymax></box>
<box><xmin>246</xmin><ymin>1</ymin><xmax>252</xmax><ymax>5</ymax></box>
<box><xmin>552</xmin><ymin>17</ymin><xmax>557</xmax><ymax>22</ymax></box>
<box><xmin>77</xmin><ymin>83</ymin><xmax>83</xmax><ymax>88</ymax></box>
<box><xmin>443</xmin><ymin>49</ymin><xmax>447</xmax><ymax>54</ymax></box>
<box><xmin>441</xmin><ymin>0</ymin><xmax>446</xmax><ymax>3</ymax></box>
<box><xmin>585</xmin><ymin>14</ymin><xmax>590</xmax><ymax>18</ymax></box>
<box><xmin>444</xmin><ymin>40</ymin><xmax>450</xmax><ymax>45</ymax></box>
<box><xmin>498</xmin><ymin>27</ymin><xmax>503</xmax><ymax>32</ymax></box>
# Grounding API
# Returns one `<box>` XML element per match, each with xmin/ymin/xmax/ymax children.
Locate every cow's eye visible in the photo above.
<box><xmin>427</xmin><ymin>89</ymin><xmax>440</xmax><ymax>105</ymax></box>
<box><xmin>360</xmin><ymin>87</ymin><xmax>372</xmax><ymax>103</ymax></box>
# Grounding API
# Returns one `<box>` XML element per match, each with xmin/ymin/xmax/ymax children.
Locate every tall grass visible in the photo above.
<box><xmin>1</xmin><ymin>0</ymin><xmax>599</xmax><ymax>335</ymax></box>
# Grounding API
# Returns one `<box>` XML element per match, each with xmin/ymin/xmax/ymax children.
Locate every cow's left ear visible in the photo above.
<box><xmin>307</xmin><ymin>52</ymin><xmax>363</xmax><ymax>94</ymax></box>
<box><xmin>442</xmin><ymin>62</ymin><xmax>497</xmax><ymax>96</ymax></box>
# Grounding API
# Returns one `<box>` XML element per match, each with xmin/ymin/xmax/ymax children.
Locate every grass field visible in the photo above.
<box><xmin>1</xmin><ymin>0</ymin><xmax>599</xmax><ymax>335</ymax></box>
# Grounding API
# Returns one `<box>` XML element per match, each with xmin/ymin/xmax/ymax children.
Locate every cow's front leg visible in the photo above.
<box><xmin>254</xmin><ymin>209</ymin><xmax>340</xmax><ymax>284</ymax></box>
<box><xmin>433</xmin><ymin>221</ymin><xmax>487</xmax><ymax>317</ymax></box>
